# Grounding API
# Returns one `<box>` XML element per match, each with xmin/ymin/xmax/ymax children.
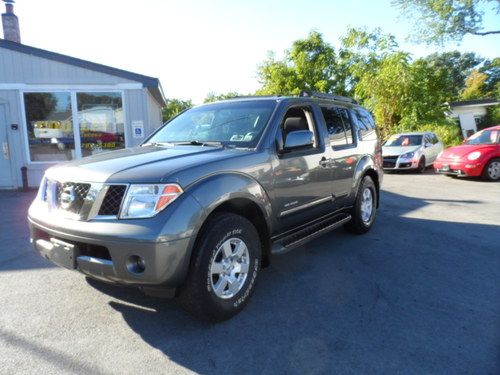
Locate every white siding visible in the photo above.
<box><xmin>0</xmin><ymin>47</ymin><xmax>137</xmax><ymax>85</ymax></box>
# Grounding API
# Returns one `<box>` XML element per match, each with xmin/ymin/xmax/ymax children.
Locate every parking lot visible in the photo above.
<box><xmin>0</xmin><ymin>172</ymin><xmax>499</xmax><ymax>374</ymax></box>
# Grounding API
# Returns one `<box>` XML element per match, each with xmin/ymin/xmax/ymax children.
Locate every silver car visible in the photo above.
<box><xmin>382</xmin><ymin>132</ymin><xmax>444</xmax><ymax>172</ymax></box>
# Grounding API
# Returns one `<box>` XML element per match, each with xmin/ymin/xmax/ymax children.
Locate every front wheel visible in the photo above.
<box><xmin>416</xmin><ymin>157</ymin><xmax>426</xmax><ymax>173</ymax></box>
<box><xmin>177</xmin><ymin>213</ymin><xmax>261</xmax><ymax>321</ymax></box>
<box><xmin>345</xmin><ymin>175</ymin><xmax>377</xmax><ymax>234</ymax></box>
<box><xmin>482</xmin><ymin>158</ymin><xmax>500</xmax><ymax>181</ymax></box>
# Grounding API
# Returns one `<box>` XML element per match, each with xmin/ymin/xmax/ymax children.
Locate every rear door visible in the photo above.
<box><xmin>319</xmin><ymin>105</ymin><xmax>358</xmax><ymax>207</ymax></box>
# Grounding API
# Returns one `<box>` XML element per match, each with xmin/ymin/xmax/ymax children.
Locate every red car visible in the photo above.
<box><xmin>434</xmin><ymin>125</ymin><xmax>500</xmax><ymax>181</ymax></box>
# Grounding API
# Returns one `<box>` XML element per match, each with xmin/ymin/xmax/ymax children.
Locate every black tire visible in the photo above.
<box><xmin>177</xmin><ymin>213</ymin><xmax>261</xmax><ymax>321</ymax></box>
<box><xmin>345</xmin><ymin>176</ymin><xmax>377</xmax><ymax>234</ymax></box>
<box><xmin>482</xmin><ymin>158</ymin><xmax>500</xmax><ymax>181</ymax></box>
<box><xmin>416</xmin><ymin>156</ymin><xmax>426</xmax><ymax>173</ymax></box>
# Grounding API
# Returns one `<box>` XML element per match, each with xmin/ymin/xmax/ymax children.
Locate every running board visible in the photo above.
<box><xmin>271</xmin><ymin>213</ymin><xmax>352</xmax><ymax>255</ymax></box>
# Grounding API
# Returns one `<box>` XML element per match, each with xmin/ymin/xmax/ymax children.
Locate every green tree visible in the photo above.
<box><xmin>256</xmin><ymin>31</ymin><xmax>343</xmax><ymax>95</ymax></box>
<box><xmin>203</xmin><ymin>92</ymin><xmax>241</xmax><ymax>103</ymax></box>
<box><xmin>162</xmin><ymin>99</ymin><xmax>193</xmax><ymax>122</ymax></box>
<box><xmin>460</xmin><ymin>69</ymin><xmax>489</xmax><ymax>99</ymax></box>
<box><xmin>392</xmin><ymin>0</ymin><xmax>500</xmax><ymax>44</ymax></box>
<box><xmin>355</xmin><ymin>52</ymin><xmax>413</xmax><ymax>137</ymax></box>
<box><xmin>422</xmin><ymin>51</ymin><xmax>483</xmax><ymax>100</ymax></box>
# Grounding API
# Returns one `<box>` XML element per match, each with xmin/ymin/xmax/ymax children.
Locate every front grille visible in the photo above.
<box><xmin>56</xmin><ymin>182</ymin><xmax>91</xmax><ymax>213</ymax></box>
<box><xmin>98</xmin><ymin>185</ymin><xmax>127</xmax><ymax>216</ymax></box>
<box><xmin>383</xmin><ymin>156</ymin><xmax>398</xmax><ymax>169</ymax></box>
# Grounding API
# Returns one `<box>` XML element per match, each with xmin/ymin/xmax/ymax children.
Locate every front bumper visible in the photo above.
<box><xmin>28</xmin><ymin>201</ymin><xmax>193</xmax><ymax>288</ymax></box>
<box><xmin>382</xmin><ymin>157</ymin><xmax>419</xmax><ymax>170</ymax></box>
<box><xmin>433</xmin><ymin>159</ymin><xmax>483</xmax><ymax>177</ymax></box>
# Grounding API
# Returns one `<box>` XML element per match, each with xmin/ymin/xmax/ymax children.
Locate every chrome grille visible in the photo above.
<box><xmin>55</xmin><ymin>182</ymin><xmax>91</xmax><ymax>213</ymax></box>
<box><xmin>98</xmin><ymin>185</ymin><xmax>127</xmax><ymax>216</ymax></box>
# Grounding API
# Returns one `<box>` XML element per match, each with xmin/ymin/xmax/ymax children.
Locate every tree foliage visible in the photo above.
<box><xmin>203</xmin><ymin>92</ymin><xmax>242</xmax><ymax>103</ymax></box>
<box><xmin>256</xmin><ymin>31</ymin><xmax>342</xmax><ymax>95</ymax></box>
<box><xmin>392</xmin><ymin>0</ymin><xmax>500</xmax><ymax>44</ymax></box>
<box><xmin>162</xmin><ymin>99</ymin><xmax>193</xmax><ymax>122</ymax></box>
<box><xmin>460</xmin><ymin>69</ymin><xmax>490</xmax><ymax>99</ymax></box>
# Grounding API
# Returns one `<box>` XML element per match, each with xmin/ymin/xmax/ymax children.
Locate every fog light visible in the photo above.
<box><xmin>126</xmin><ymin>255</ymin><xmax>146</xmax><ymax>274</ymax></box>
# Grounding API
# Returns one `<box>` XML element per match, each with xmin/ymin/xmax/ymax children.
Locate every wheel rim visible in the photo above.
<box><xmin>487</xmin><ymin>161</ymin><xmax>500</xmax><ymax>180</ymax></box>
<box><xmin>360</xmin><ymin>187</ymin><xmax>374</xmax><ymax>223</ymax></box>
<box><xmin>209</xmin><ymin>238</ymin><xmax>250</xmax><ymax>299</ymax></box>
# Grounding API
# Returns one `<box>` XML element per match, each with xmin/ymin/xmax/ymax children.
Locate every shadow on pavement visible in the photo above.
<box><xmin>85</xmin><ymin>190</ymin><xmax>500</xmax><ymax>374</ymax></box>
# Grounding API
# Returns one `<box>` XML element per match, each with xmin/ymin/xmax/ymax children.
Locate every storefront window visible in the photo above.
<box><xmin>24</xmin><ymin>92</ymin><xmax>75</xmax><ymax>161</ymax></box>
<box><xmin>77</xmin><ymin>92</ymin><xmax>125</xmax><ymax>156</ymax></box>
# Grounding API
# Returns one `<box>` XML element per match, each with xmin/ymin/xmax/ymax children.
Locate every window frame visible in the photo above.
<box><xmin>20</xmin><ymin>88</ymin><xmax>127</xmax><ymax>164</ymax></box>
<box><xmin>320</xmin><ymin>105</ymin><xmax>357</xmax><ymax>151</ymax></box>
<box><xmin>276</xmin><ymin>104</ymin><xmax>324</xmax><ymax>156</ymax></box>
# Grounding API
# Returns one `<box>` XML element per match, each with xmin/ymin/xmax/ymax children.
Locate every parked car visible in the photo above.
<box><xmin>28</xmin><ymin>91</ymin><xmax>383</xmax><ymax>321</ymax></box>
<box><xmin>382</xmin><ymin>132</ymin><xmax>443</xmax><ymax>172</ymax></box>
<box><xmin>434</xmin><ymin>125</ymin><xmax>500</xmax><ymax>181</ymax></box>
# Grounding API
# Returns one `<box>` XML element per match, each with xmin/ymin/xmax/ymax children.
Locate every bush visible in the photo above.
<box><xmin>391</xmin><ymin>119</ymin><xmax>463</xmax><ymax>147</ymax></box>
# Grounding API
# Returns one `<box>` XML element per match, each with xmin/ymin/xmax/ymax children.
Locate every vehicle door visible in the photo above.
<box><xmin>422</xmin><ymin>134</ymin><xmax>434</xmax><ymax>164</ymax></box>
<box><xmin>272</xmin><ymin>104</ymin><xmax>334</xmax><ymax>232</ymax></box>
<box><xmin>431</xmin><ymin>133</ymin><xmax>444</xmax><ymax>162</ymax></box>
<box><xmin>320</xmin><ymin>105</ymin><xmax>358</xmax><ymax>208</ymax></box>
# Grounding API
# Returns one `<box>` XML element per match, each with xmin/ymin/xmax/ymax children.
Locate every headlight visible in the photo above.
<box><xmin>467</xmin><ymin>151</ymin><xmax>481</xmax><ymax>161</ymax></box>
<box><xmin>400</xmin><ymin>152</ymin><xmax>415</xmax><ymax>159</ymax></box>
<box><xmin>120</xmin><ymin>184</ymin><xmax>183</xmax><ymax>219</ymax></box>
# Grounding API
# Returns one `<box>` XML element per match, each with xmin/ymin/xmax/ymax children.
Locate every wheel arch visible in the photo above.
<box><xmin>186</xmin><ymin>173</ymin><xmax>273</xmax><ymax>273</ymax></box>
<box><xmin>352</xmin><ymin>155</ymin><xmax>381</xmax><ymax>208</ymax></box>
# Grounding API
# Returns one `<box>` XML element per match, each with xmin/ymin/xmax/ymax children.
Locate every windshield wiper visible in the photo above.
<box><xmin>142</xmin><ymin>141</ymin><xmax>174</xmax><ymax>147</ymax></box>
<box><xmin>175</xmin><ymin>140</ymin><xmax>224</xmax><ymax>147</ymax></box>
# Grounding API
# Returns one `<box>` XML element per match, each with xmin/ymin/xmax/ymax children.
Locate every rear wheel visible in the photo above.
<box><xmin>177</xmin><ymin>213</ymin><xmax>261</xmax><ymax>321</ymax></box>
<box><xmin>345</xmin><ymin>176</ymin><xmax>377</xmax><ymax>234</ymax></box>
<box><xmin>482</xmin><ymin>158</ymin><xmax>500</xmax><ymax>181</ymax></box>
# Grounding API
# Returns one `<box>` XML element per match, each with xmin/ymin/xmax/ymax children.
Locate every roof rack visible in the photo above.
<box><xmin>299</xmin><ymin>90</ymin><xmax>358</xmax><ymax>104</ymax></box>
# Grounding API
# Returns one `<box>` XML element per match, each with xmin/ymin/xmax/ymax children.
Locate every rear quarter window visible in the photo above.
<box><xmin>354</xmin><ymin>109</ymin><xmax>378</xmax><ymax>141</ymax></box>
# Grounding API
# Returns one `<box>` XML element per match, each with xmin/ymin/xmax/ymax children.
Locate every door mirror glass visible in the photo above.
<box><xmin>284</xmin><ymin>130</ymin><xmax>314</xmax><ymax>150</ymax></box>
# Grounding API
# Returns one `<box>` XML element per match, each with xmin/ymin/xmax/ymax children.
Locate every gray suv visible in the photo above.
<box><xmin>28</xmin><ymin>92</ymin><xmax>383</xmax><ymax>320</ymax></box>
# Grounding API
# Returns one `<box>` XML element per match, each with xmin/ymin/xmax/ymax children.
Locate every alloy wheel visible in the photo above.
<box><xmin>209</xmin><ymin>238</ymin><xmax>250</xmax><ymax>299</ymax></box>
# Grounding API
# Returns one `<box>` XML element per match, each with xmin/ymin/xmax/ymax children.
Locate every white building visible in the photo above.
<box><xmin>0</xmin><ymin>1</ymin><xmax>165</xmax><ymax>189</ymax></box>
<box><xmin>446</xmin><ymin>99</ymin><xmax>499</xmax><ymax>139</ymax></box>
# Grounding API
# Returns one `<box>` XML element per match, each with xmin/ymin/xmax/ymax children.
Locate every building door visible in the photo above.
<box><xmin>0</xmin><ymin>104</ymin><xmax>14</xmax><ymax>188</ymax></box>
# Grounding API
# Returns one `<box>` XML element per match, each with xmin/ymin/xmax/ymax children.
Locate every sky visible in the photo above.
<box><xmin>9</xmin><ymin>0</ymin><xmax>500</xmax><ymax>104</ymax></box>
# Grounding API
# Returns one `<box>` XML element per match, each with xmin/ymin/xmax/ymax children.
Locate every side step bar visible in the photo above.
<box><xmin>271</xmin><ymin>213</ymin><xmax>352</xmax><ymax>255</ymax></box>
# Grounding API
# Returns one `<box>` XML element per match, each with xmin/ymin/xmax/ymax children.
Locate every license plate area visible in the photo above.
<box><xmin>441</xmin><ymin>164</ymin><xmax>450</xmax><ymax>171</ymax></box>
<box><xmin>49</xmin><ymin>238</ymin><xmax>77</xmax><ymax>269</ymax></box>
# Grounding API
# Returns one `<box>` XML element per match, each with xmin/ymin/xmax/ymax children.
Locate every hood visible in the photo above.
<box><xmin>45</xmin><ymin>145</ymin><xmax>252</xmax><ymax>184</ymax></box>
<box><xmin>440</xmin><ymin>143</ymin><xmax>496</xmax><ymax>159</ymax></box>
<box><xmin>382</xmin><ymin>145</ymin><xmax>420</xmax><ymax>156</ymax></box>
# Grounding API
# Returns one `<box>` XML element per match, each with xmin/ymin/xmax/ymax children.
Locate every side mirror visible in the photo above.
<box><xmin>284</xmin><ymin>130</ymin><xmax>314</xmax><ymax>150</ymax></box>
<box><xmin>424</xmin><ymin>142</ymin><xmax>432</xmax><ymax>148</ymax></box>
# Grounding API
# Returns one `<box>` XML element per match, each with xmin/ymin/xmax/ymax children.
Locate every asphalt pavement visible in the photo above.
<box><xmin>0</xmin><ymin>171</ymin><xmax>499</xmax><ymax>374</ymax></box>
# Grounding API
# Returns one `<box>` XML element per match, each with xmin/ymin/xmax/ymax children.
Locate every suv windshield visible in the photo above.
<box><xmin>147</xmin><ymin>100</ymin><xmax>276</xmax><ymax>148</ymax></box>
<box><xmin>384</xmin><ymin>135</ymin><xmax>422</xmax><ymax>147</ymax></box>
<box><xmin>465</xmin><ymin>129</ymin><xmax>499</xmax><ymax>145</ymax></box>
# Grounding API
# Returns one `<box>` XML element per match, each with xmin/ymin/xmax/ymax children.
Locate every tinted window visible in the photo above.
<box><xmin>355</xmin><ymin>109</ymin><xmax>377</xmax><ymax>141</ymax></box>
<box><xmin>321</xmin><ymin>107</ymin><xmax>347</xmax><ymax>146</ymax></box>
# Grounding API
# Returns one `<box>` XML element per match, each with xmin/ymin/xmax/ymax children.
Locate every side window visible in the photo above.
<box><xmin>281</xmin><ymin>106</ymin><xmax>317</xmax><ymax>148</ymax></box>
<box><xmin>321</xmin><ymin>107</ymin><xmax>347</xmax><ymax>147</ymax></box>
<box><xmin>355</xmin><ymin>109</ymin><xmax>377</xmax><ymax>141</ymax></box>
<box><xmin>340</xmin><ymin>108</ymin><xmax>354</xmax><ymax>144</ymax></box>
<box><xmin>431</xmin><ymin>133</ymin><xmax>439</xmax><ymax>144</ymax></box>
